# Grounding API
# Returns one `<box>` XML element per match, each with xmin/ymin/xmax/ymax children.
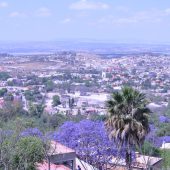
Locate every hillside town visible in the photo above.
<box><xmin>0</xmin><ymin>52</ymin><xmax>170</xmax><ymax>114</ymax></box>
<box><xmin>0</xmin><ymin>52</ymin><xmax>170</xmax><ymax>170</ymax></box>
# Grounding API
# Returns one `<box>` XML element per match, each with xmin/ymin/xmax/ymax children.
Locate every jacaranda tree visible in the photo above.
<box><xmin>55</xmin><ymin>120</ymin><xmax>117</xmax><ymax>169</ymax></box>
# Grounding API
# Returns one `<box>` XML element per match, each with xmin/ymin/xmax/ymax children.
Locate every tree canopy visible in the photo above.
<box><xmin>56</xmin><ymin>120</ymin><xmax>117</xmax><ymax>169</ymax></box>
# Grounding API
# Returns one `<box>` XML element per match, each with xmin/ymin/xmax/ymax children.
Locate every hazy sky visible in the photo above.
<box><xmin>0</xmin><ymin>0</ymin><xmax>170</xmax><ymax>43</ymax></box>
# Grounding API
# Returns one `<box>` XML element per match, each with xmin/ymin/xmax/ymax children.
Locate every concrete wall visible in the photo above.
<box><xmin>50</xmin><ymin>152</ymin><xmax>76</xmax><ymax>170</ymax></box>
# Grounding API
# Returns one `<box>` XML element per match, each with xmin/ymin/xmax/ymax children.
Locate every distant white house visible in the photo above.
<box><xmin>160</xmin><ymin>141</ymin><xmax>170</xmax><ymax>150</ymax></box>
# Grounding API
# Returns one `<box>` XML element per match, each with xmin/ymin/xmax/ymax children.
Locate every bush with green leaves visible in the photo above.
<box><xmin>0</xmin><ymin>72</ymin><xmax>10</xmax><ymax>81</ymax></box>
<box><xmin>160</xmin><ymin>150</ymin><xmax>170</xmax><ymax>170</ymax></box>
<box><xmin>0</xmin><ymin>88</ymin><xmax>7</xmax><ymax>97</ymax></box>
<box><xmin>52</xmin><ymin>95</ymin><xmax>61</xmax><ymax>107</ymax></box>
<box><xmin>156</xmin><ymin>123</ymin><xmax>170</xmax><ymax>137</ymax></box>
<box><xmin>13</xmin><ymin>136</ymin><xmax>45</xmax><ymax>170</ymax></box>
<box><xmin>138</xmin><ymin>141</ymin><xmax>161</xmax><ymax>157</ymax></box>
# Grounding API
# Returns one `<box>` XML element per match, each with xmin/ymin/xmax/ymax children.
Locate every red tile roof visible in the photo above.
<box><xmin>36</xmin><ymin>161</ymin><xmax>70</xmax><ymax>170</ymax></box>
<box><xmin>49</xmin><ymin>141</ymin><xmax>75</xmax><ymax>155</ymax></box>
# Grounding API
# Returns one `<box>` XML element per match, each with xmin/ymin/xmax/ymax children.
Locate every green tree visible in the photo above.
<box><xmin>49</xmin><ymin>113</ymin><xmax>67</xmax><ymax>129</ymax></box>
<box><xmin>69</xmin><ymin>98</ymin><xmax>74</xmax><ymax>109</ymax></box>
<box><xmin>85</xmin><ymin>80</ymin><xmax>91</xmax><ymax>87</ymax></box>
<box><xmin>13</xmin><ymin>136</ymin><xmax>45</xmax><ymax>170</ymax></box>
<box><xmin>24</xmin><ymin>90</ymin><xmax>35</xmax><ymax>101</ymax></box>
<box><xmin>90</xmin><ymin>113</ymin><xmax>107</xmax><ymax>121</ymax></box>
<box><xmin>0</xmin><ymin>88</ymin><xmax>7</xmax><ymax>97</ymax></box>
<box><xmin>160</xmin><ymin>150</ymin><xmax>170</xmax><ymax>170</ymax></box>
<box><xmin>0</xmin><ymin>72</ymin><xmax>10</xmax><ymax>81</ymax></box>
<box><xmin>45</xmin><ymin>80</ymin><xmax>55</xmax><ymax>92</ymax></box>
<box><xmin>105</xmin><ymin>86</ymin><xmax>151</xmax><ymax>170</ymax></box>
<box><xmin>29</xmin><ymin>103</ymin><xmax>45</xmax><ymax>118</ymax></box>
<box><xmin>0</xmin><ymin>129</ymin><xmax>16</xmax><ymax>170</ymax></box>
<box><xmin>139</xmin><ymin>141</ymin><xmax>160</xmax><ymax>157</ymax></box>
<box><xmin>7</xmin><ymin>80</ymin><xmax>14</xmax><ymax>86</ymax></box>
<box><xmin>165</xmin><ymin>100</ymin><xmax>170</xmax><ymax>118</ymax></box>
<box><xmin>52</xmin><ymin>95</ymin><xmax>61</xmax><ymax>107</ymax></box>
<box><xmin>156</xmin><ymin>123</ymin><xmax>170</xmax><ymax>136</ymax></box>
<box><xmin>0</xmin><ymin>100</ymin><xmax>23</xmax><ymax>122</ymax></box>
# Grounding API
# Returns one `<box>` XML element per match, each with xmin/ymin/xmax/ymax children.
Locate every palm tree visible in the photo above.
<box><xmin>105</xmin><ymin>86</ymin><xmax>151</xmax><ymax>170</ymax></box>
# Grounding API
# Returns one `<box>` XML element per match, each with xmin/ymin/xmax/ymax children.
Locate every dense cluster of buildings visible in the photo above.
<box><xmin>0</xmin><ymin>52</ymin><xmax>170</xmax><ymax>114</ymax></box>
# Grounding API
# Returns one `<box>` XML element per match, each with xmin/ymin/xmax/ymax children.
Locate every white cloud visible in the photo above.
<box><xmin>62</xmin><ymin>18</ymin><xmax>71</xmax><ymax>23</ymax></box>
<box><xmin>70</xmin><ymin>0</ymin><xmax>109</xmax><ymax>10</ymax></box>
<box><xmin>99</xmin><ymin>16</ymin><xmax>137</xmax><ymax>25</ymax></box>
<box><xmin>164</xmin><ymin>8</ymin><xmax>170</xmax><ymax>15</ymax></box>
<box><xmin>98</xmin><ymin>9</ymin><xmax>166</xmax><ymax>25</ymax></box>
<box><xmin>35</xmin><ymin>7</ymin><xmax>52</xmax><ymax>17</ymax></box>
<box><xmin>115</xmin><ymin>6</ymin><xmax>129</xmax><ymax>12</ymax></box>
<box><xmin>8</xmin><ymin>7</ymin><xmax>52</xmax><ymax>19</ymax></box>
<box><xmin>9</xmin><ymin>11</ymin><xmax>26</xmax><ymax>18</ymax></box>
<box><xmin>114</xmin><ymin>17</ymin><xmax>137</xmax><ymax>24</ymax></box>
<box><xmin>0</xmin><ymin>1</ymin><xmax>8</xmax><ymax>8</ymax></box>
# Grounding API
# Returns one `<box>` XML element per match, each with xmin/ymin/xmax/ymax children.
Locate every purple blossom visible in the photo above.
<box><xmin>159</xmin><ymin>136</ymin><xmax>170</xmax><ymax>143</ymax></box>
<box><xmin>150</xmin><ymin>136</ymin><xmax>170</xmax><ymax>147</ymax></box>
<box><xmin>20</xmin><ymin>128</ymin><xmax>43</xmax><ymax>138</ymax></box>
<box><xmin>0</xmin><ymin>130</ymin><xmax>14</xmax><ymax>142</ymax></box>
<box><xmin>159</xmin><ymin>116</ymin><xmax>169</xmax><ymax>123</ymax></box>
<box><xmin>146</xmin><ymin>124</ymin><xmax>157</xmax><ymax>142</ymax></box>
<box><xmin>56</xmin><ymin>120</ymin><xmax>119</xmax><ymax>166</ymax></box>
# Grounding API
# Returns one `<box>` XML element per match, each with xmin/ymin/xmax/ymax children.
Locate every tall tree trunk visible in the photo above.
<box><xmin>126</xmin><ymin>149</ymin><xmax>132</xmax><ymax>170</ymax></box>
<box><xmin>48</xmin><ymin>157</ymin><xmax>51</xmax><ymax>170</ymax></box>
<box><xmin>4</xmin><ymin>163</ymin><xmax>9</xmax><ymax>170</ymax></box>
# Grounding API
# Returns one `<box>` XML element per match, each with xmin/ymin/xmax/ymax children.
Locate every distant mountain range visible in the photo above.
<box><xmin>1</xmin><ymin>41</ymin><xmax>170</xmax><ymax>55</ymax></box>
